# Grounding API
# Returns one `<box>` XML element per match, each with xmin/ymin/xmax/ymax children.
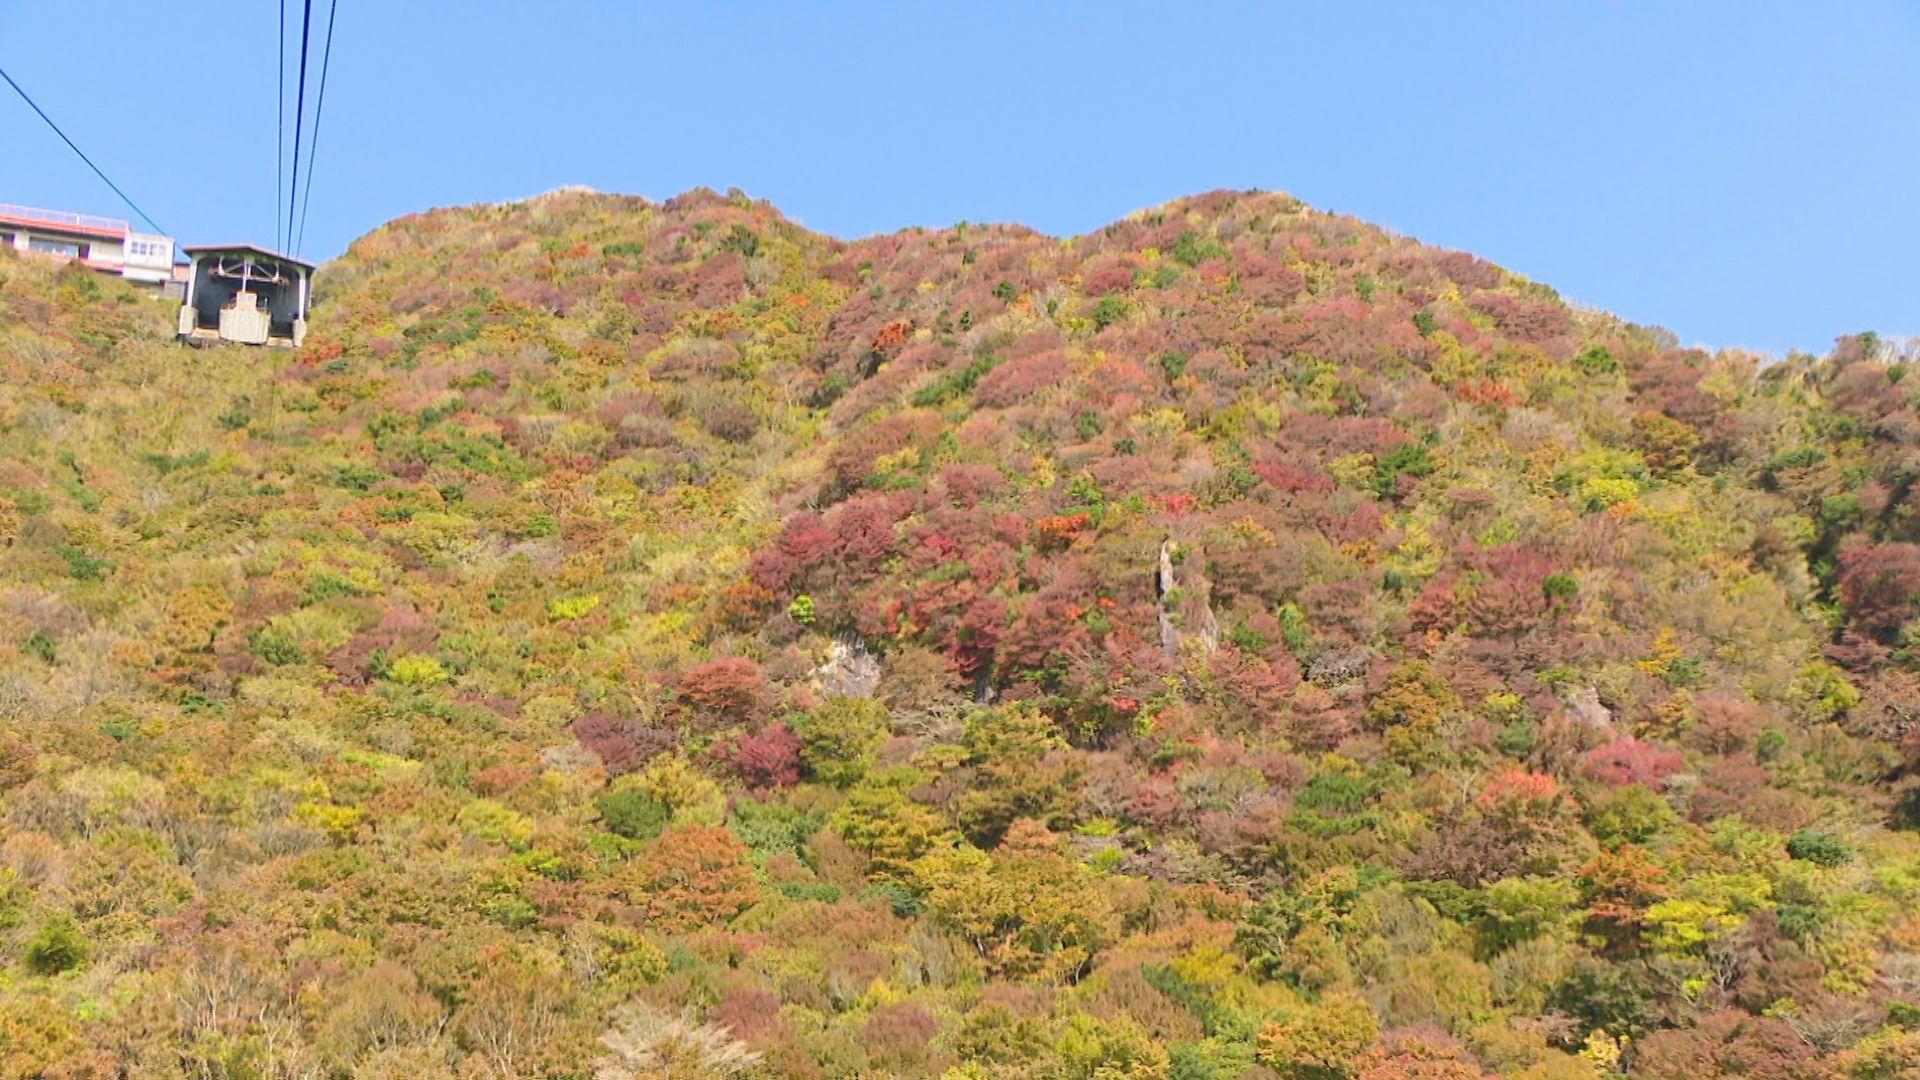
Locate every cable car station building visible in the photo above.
<box><xmin>176</xmin><ymin>244</ymin><xmax>314</xmax><ymax>348</ymax></box>
<box><xmin>0</xmin><ymin>202</ymin><xmax>179</xmax><ymax>287</ymax></box>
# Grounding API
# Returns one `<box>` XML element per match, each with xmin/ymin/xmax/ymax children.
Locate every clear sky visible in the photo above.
<box><xmin>3</xmin><ymin>2</ymin><xmax>1915</xmax><ymax>355</ymax></box>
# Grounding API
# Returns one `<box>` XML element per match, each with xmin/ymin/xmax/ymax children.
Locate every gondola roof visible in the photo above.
<box><xmin>180</xmin><ymin>243</ymin><xmax>316</xmax><ymax>271</ymax></box>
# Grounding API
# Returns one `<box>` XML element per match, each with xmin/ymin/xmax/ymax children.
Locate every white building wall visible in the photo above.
<box><xmin>0</xmin><ymin>207</ymin><xmax>178</xmax><ymax>286</ymax></box>
<box><xmin>87</xmin><ymin>235</ymin><xmax>127</xmax><ymax>264</ymax></box>
<box><xmin>122</xmin><ymin>232</ymin><xmax>174</xmax><ymax>283</ymax></box>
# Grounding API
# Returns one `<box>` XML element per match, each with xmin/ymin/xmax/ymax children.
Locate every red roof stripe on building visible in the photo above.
<box><xmin>0</xmin><ymin>211</ymin><xmax>129</xmax><ymax>241</ymax></box>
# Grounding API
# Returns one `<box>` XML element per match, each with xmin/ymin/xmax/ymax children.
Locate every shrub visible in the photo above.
<box><xmin>249</xmin><ymin>628</ymin><xmax>305</xmax><ymax>666</ymax></box>
<box><xmin>676</xmin><ymin>657</ymin><xmax>765</xmax><ymax>726</ymax></box>
<box><xmin>547</xmin><ymin>594</ymin><xmax>601</xmax><ymax>621</ymax></box>
<box><xmin>729</xmin><ymin>798</ymin><xmax>819</xmax><ymax>858</ymax></box>
<box><xmin>720</xmin><ymin>723</ymin><xmax>804</xmax><ymax>789</ymax></box>
<box><xmin>913</xmin><ymin>353</ymin><xmax>1004</xmax><ymax>407</ymax></box>
<box><xmin>786</xmin><ymin>594</ymin><xmax>815</xmax><ymax>624</ymax></box>
<box><xmin>596</xmin><ymin>787</ymin><xmax>671</xmax><ymax>841</ymax></box>
<box><xmin>1256</xmin><ymin>992</ymin><xmax>1379</xmax><ymax>1076</ymax></box>
<box><xmin>916</xmin><ymin>820</ymin><xmax>1120</xmax><ymax>982</ymax></box>
<box><xmin>791</xmin><ymin>696</ymin><xmax>890</xmax><ymax>787</ymax></box>
<box><xmin>595</xmin><ymin>1003</ymin><xmax>761</xmax><ymax>1078</ymax></box>
<box><xmin>0</xmin><ymin>733</ymin><xmax>35</xmax><ymax>789</ymax></box>
<box><xmin>23</xmin><ymin>631</ymin><xmax>55</xmax><ymax>663</ymax></box>
<box><xmin>572</xmin><ymin>712</ymin><xmax>678</xmax><ymax>775</ymax></box>
<box><xmin>1170</xmin><ymin>231</ymin><xmax>1228</xmax><ymax>267</ymax></box>
<box><xmin>618</xmin><ymin>824</ymin><xmax>759</xmax><ymax>931</ymax></box>
<box><xmin>387</xmin><ymin>653</ymin><xmax>448</xmax><ymax>687</ymax></box>
<box><xmin>54</xmin><ymin>545</ymin><xmax>112</xmax><ymax>581</ymax></box>
<box><xmin>1631</xmin><ymin>1009</ymin><xmax>1830</xmax><ymax>1080</ymax></box>
<box><xmin>1837</xmin><ymin>541</ymin><xmax>1920</xmax><ymax>643</ymax></box>
<box><xmin>1583</xmin><ymin>784</ymin><xmax>1681</xmax><ymax>847</ymax></box>
<box><xmin>1785</xmin><ymin>829</ymin><xmax>1851</xmax><ymax>867</ymax></box>
<box><xmin>1373</xmin><ymin>441</ymin><xmax>1434</xmax><ymax>499</ymax></box>
<box><xmin>1580</xmin><ymin>738</ymin><xmax>1685</xmax><ymax>788</ymax></box>
<box><xmin>24</xmin><ymin>917</ymin><xmax>88</xmax><ymax>975</ymax></box>
<box><xmin>1573</xmin><ymin>344</ymin><xmax>1618</xmax><ymax>375</ymax></box>
<box><xmin>974</xmin><ymin>350</ymin><xmax>1068</xmax><ymax>408</ymax></box>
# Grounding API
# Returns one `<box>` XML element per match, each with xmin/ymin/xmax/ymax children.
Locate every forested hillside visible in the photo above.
<box><xmin>2</xmin><ymin>187</ymin><xmax>1919</xmax><ymax>1079</ymax></box>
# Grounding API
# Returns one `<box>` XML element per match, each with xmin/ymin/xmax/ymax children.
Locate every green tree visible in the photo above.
<box><xmin>791</xmin><ymin>696</ymin><xmax>891</xmax><ymax>787</ymax></box>
<box><xmin>955</xmin><ymin>705</ymin><xmax>1081</xmax><ymax>844</ymax></box>
<box><xmin>23</xmin><ymin>916</ymin><xmax>88</xmax><ymax>975</ymax></box>
<box><xmin>917</xmin><ymin>819</ymin><xmax>1119</xmax><ymax>983</ymax></box>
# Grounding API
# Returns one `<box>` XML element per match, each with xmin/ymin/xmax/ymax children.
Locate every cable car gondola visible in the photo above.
<box><xmin>175</xmin><ymin>244</ymin><xmax>314</xmax><ymax>348</ymax></box>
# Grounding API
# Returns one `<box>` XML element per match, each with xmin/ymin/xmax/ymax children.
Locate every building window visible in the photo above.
<box><xmin>28</xmin><ymin>236</ymin><xmax>81</xmax><ymax>258</ymax></box>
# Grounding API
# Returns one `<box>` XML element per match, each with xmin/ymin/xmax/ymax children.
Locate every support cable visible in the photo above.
<box><xmin>285</xmin><ymin>0</ymin><xmax>314</xmax><ymax>251</ymax></box>
<box><xmin>0</xmin><ymin>63</ymin><xmax>166</xmax><ymax>234</ymax></box>
<box><xmin>277</xmin><ymin>0</ymin><xmax>287</xmax><ymax>250</ymax></box>
<box><xmin>294</xmin><ymin>0</ymin><xmax>339</xmax><ymax>258</ymax></box>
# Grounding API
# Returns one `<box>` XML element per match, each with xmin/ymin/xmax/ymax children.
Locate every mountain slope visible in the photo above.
<box><xmin>1</xmin><ymin>187</ymin><xmax>1918</xmax><ymax>1078</ymax></box>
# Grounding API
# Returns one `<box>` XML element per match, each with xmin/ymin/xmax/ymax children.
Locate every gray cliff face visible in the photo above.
<box><xmin>814</xmin><ymin>637</ymin><xmax>882</xmax><ymax>698</ymax></box>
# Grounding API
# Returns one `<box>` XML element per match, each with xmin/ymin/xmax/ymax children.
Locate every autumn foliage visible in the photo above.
<box><xmin>1</xmin><ymin>186</ymin><xmax>1918</xmax><ymax>1076</ymax></box>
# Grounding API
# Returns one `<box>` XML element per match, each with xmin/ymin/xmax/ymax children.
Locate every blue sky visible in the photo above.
<box><xmin>2</xmin><ymin>2</ymin><xmax>1915</xmax><ymax>354</ymax></box>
